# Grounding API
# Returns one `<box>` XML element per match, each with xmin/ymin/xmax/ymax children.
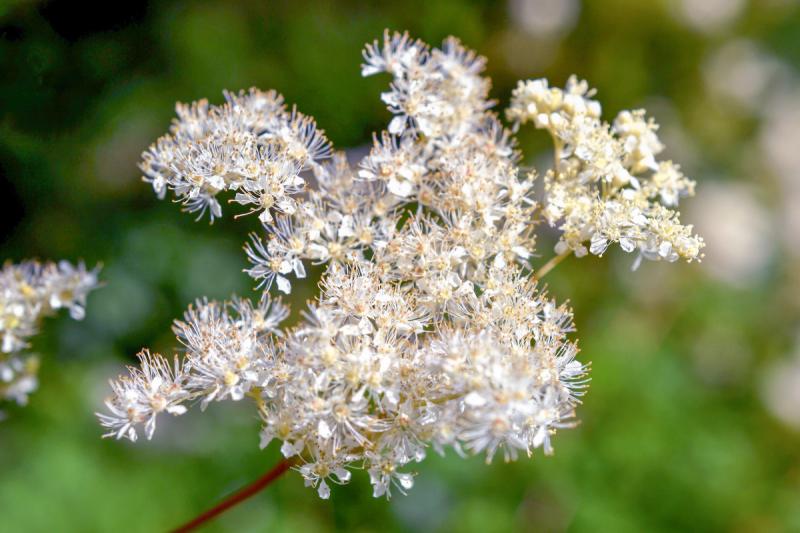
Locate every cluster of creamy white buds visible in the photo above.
<box><xmin>508</xmin><ymin>77</ymin><xmax>704</xmax><ymax>267</ymax></box>
<box><xmin>99</xmin><ymin>31</ymin><xmax>700</xmax><ymax>499</ymax></box>
<box><xmin>0</xmin><ymin>260</ymin><xmax>99</xmax><ymax>407</ymax></box>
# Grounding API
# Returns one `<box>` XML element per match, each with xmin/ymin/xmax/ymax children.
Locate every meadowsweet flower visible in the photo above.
<box><xmin>97</xmin><ymin>350</ymin><xmax>188</xmax><ymax>441</ymax></box>
<box><xmin>140</xmin><ymin>88</ymin><xmax>331</xmax><ymax>223</ymax></box>
<box><xmin>100</xmin><ymin>31</ymin><xmax>702</xmax><ymax>500</ymax></box>
<box><xmin>508</xmin><ymin>76</ymin><xmax>704</xmax><ymax>267</ymax></box>
<box><xmin>0</xmin><ymin>260</ymin><xmax>99</xmax><ymax>408</ymax></box>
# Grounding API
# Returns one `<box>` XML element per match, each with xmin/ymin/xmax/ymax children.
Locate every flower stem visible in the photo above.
<box><xmin>533</xmin><ymin>250</ymin><xmax>571</xmax><ymax>282</ymax></box>
<box><xmin>172</xmin><ymin>458</ymin><xmax>295</xmax><ymax>532</ymax></box>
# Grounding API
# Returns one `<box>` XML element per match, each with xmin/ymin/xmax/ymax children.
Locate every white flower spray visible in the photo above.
<box><xmin>1</xmin><ymin>260</ymin><xmax>99</xmax><ymax>410</ymax></box>
<box><xmin>99</xmin><ymin>31</ymin><xmax>703</xmax><ymax>507</ymax></box>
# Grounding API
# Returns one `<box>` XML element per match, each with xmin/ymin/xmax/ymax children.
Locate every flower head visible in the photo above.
<box><xmin>0</xmin><ymin>260</ymin><xmax>99</xmax><ymax>408</ymax></box>
<box><xmin>101</xmin><ymin>31</ymin><xmax>702</xmax><ymax>499</ymax></box>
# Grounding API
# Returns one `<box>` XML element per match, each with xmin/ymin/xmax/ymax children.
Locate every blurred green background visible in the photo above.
<box><xmin>2</xmin><ymin>0</ymin><xmax>800</xmax><ymax>531</ymax></box>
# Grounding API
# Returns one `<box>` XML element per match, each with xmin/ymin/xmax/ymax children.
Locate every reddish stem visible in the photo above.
<box><xmin>172</xmin><ymin>458</ymin><xmax>294</xmax><ymax>532</ymax></box>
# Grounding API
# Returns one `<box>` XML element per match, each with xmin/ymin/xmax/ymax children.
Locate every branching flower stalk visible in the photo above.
<box><xmin>98</xmin><ymin>31</ymin><xmax>703</xmax><ymax>526</ymax></box>
<box><xmin>0</xmin><ymin>260</ymin><xmax>100</xmax><ymax>412</ymax></box>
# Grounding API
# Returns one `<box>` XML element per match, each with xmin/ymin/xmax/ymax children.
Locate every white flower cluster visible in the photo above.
<box><xmin>508</xmin><ymin>77</ymin><xmax>704</xmax><ymax>267</ymax></box>
<box><xmin>99</xmin><ymin>31</ymin><xmax>700</xmax><ymax>499</ymax></box>
<box><xmin>140</xmin><ymin>88</ymin><xmax>331</xmax><ymax>223</ymax></box>
<box><xmin>0</xmin><ymin>260</ymin><xmax>99</xmax><ymax>407</ymax></box>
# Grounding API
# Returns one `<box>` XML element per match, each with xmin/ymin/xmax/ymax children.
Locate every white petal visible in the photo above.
<box><xmin>280</xmin><ymin>440</ymin><xmax>298</xmax><ymax>457</ymax></box>
<box><xmin>318</xmin><ymin>419</ymin><xmax>332</xmax><ymax>439</ymax></box>
<box><xmin>397</xmin><ymin>473</ymin><xmax>414</xmax><ymax>490</ymax></box>
<box><xmin>335</xmin><ymin>468</ymin><xmax>351</xmax><ymax>483</ymax></box>
<box><xmin>386</xmin><ymin>178</ymin><xmax>414</xmax><ymax>198</ymax></box>
<box><xmin>167</xmin><ymin>405</ymin><xmax>187</xmax><ymax>415</ymax></box>
<box><xmin>388</xmin><ymin>116</ymin><xmax>406</xmax><ymax>135</ymax></box>
<box><xmin>293</xmin><ymin>259</ymin><xmax>306</xmax><ymax>278</ymax></box>
<box><xmin>318</xmin><ymin>480</ymin><xmax>331</xmax><ymax>499</ymax></box>
<box><xmin>464</xmin><ymin>391</ymin><xmax>487</xmax><ymax>407</ymax></box>
<box><xmin>258</xmin><ymin>210</ymin><xmax>273</xmax><ymax>224</ymax></box>
<box><xmin>276</xmin><ymin>275</ymin><xmax>292</xmax><ymax>295</ymax></box>
<box><xmin>278</xmin><ymin>260</ymin><xmax>293</xmax><ymax>274</ymax></box>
